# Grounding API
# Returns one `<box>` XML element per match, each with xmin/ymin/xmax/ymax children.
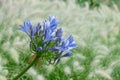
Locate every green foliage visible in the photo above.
<box><xmin>76</xmin><ymin>0</ymin><xmax>100</xmax><ymax>8</ymax></box>
<box><xmin>76</xmin><ymin>0</ymin><xmax>115</xmax><ymax>8</ymax></box>
<box><xmin>112</xmin><ymin>66</ymin><xmax>120</xmax><ymax>80</ymax></box>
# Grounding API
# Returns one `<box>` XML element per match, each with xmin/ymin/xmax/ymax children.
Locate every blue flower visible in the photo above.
<box><xmin>19</xmin><ymin>16</ymin><xmax>77</xmax><ymax>65</ymax></box>
<box><xmin>43</xmin><ymin>16</ymin><xmax>59</xmax><ymax>43</ymax></box>
<box><xmin>56</xmin><ymin>28</ymin><xmax>62</xmax><ymax>38</ymax></box>
<box><xmin>55</xmin><ymin>51</ymin><xmax>72</xmax><ymax>64</ymax></box>
<box><xmin>43</xmin><ymin>16</ymin><xmax>59</xmax><ymax>32</ymax></box>
<box><xmin>62</xmin><ymin>51</ymin><xmax>72</xmax><ymax>57</ymax></box>
<box><xmin>35</xmin><ymin>46</ymin><xmax>43</xmax><ymax>52</ymax></box>
<box><xmin>61</xmin><ymin>35</ymin><xmax>77</xmax><ymax>51</ymax></box>
<box><xmin>19</xmin><ymin>21</ymin><xmax>41</xmax><ymax>40</ymax></box>
<box><xmin>53</xmin><ymin>35</ymin><xmax>77</xmax><ymax>51</ymax></box>
<box><xmin>19</xmin><ymin>21</ymin><xmax>32</xmax><ymax>37</ymax></box>
<box><xmin>49</xmin><ymin>16</ymin><xmax>59</xmax><ymax>31</ymax></box>
<box><xmin>32</xmin><ymin>23</ymin><xmax>41</xmax><ymax>37</ymax></box>
<box><xmin>44</xmin><ymin>28</ymin><xmax>54</xmax><ymax>42</ymax></box>
<box><xmin>52</xmin><ymin>35</ymin><xmax>77</xmax><ymax>64</ymax></box>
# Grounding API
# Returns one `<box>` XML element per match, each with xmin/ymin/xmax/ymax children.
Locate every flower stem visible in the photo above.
<box><xmin>13</xmin><ymin>55</ymin><xmax>40</xmax><ymax>80</ymax></box>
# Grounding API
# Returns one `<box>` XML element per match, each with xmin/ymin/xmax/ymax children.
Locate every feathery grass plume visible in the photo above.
<box><xmin>0</xmin><ymin>57</ymin><xmax>8</xmax><ymax>80</ymax></box>
<box><xmin>1</xmin><ymin>0</ymin><xmax>120</xmax><ymax>80</ymax></box>
<box><xmin>64</xmin><ymin>66</ymin><xmax>71</xmax><ymax>75</ymax></box>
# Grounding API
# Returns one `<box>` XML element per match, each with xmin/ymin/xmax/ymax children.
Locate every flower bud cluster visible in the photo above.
<box><xmin>19</xmin><ymin>16</ymin><xmax>77</xmax><ymax>64</ymax></box>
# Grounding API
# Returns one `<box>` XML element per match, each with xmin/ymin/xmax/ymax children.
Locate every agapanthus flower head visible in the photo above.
<box><xmin>19</xmin><ymin>16</ymin><xmax>77</xmax><ymax>64</ymax></box>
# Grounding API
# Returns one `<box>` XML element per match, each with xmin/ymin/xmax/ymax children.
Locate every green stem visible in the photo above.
<box><xmin>13</xmin><ymin>55</ymin><xmax>40</xmax><ymax>80</ymax></box>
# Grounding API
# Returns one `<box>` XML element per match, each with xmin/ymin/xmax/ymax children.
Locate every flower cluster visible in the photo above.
<box><xmin>19</xmin><ymin>16</ymin><xmax>77</xmax><ymax>64</ymax></box>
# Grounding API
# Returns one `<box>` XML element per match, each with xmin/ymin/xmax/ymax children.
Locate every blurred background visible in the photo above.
<box><xmin>0</xmin><ymin>0</ymin><xmax>120</xmax><ymax>80</ymax></box>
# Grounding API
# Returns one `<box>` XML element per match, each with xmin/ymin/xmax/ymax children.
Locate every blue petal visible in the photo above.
<box><xmin>43</xmin><ymin>21</ymin><xmax>48</xmax><ymax>32</ymax></box>
<box><xmin>54</xmin><ymin>35</ymin><xmax>77</xmax><ymax>52</ymax></box>
<box><xmin>69</xmin><ymin>44</ymin><xmax>77</xmax><ymax>48</ymax></box>
<box><xmin>68</xmin><ymin>35</ymin><xmax>74</xmax><ymax>43</ymax></box>
<box><xmin>24</xmin><ymin>21</ymin><xmax>32</xmax><ymax>35</ymax></box>
<box><xmin>32</xmin><ymin>23</ymin><xmax>41</xmax><ymax>37</ymax></box>
<box><xmin>62</xmin><ymin>51</ymin><xmax>72</xmax><ymax>57</ymax></box>
<box><xmin>44</xmin><ymin>29</ymin><xmax>51</xmax><ymax>42</ymax></box>
<box><xmin>19</xmin><ymin>21</ymin><xmax>32</xmax><ymax>36</ymax></box>
<box><xmin>32</xmin><ymin>26</ymin><xmax>37</xmax><ymax>36</ymax></box>
<box><xmin>49</xmin><ymin>16</ymin><xmax>59</xmax><ymax>31</ymax></box>
<box><xmin>36</xmin><ymin>47</ymin><xmax>42</xmax><ymax>52</ymax></box>
<box><xmin>44</xmin><ymin>28</ymin><xmax>55</xmax><ymax>42</ymax></box>
<box><xmin>19</xmin><ymin>25</ymin><xmax>25</xmax><ymax>32</ymax></box>
<box><xmin>56</xmin><ymin>28</ymin><xmax>62</xmax><ymax>38</ymax></box>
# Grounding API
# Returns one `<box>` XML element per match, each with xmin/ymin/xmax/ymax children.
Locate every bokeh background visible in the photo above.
<box><xmin>0</xmin><ymin>0</ymin><xmax>120</xmax><ymax>80</ymax></box>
